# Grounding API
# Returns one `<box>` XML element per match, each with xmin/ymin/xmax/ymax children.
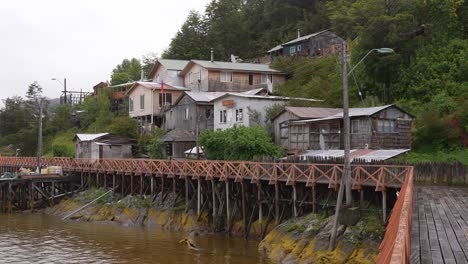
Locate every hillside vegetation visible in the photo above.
<box><xmin>164</xmin><ymin>0</ymin><xmax>468</xmax><ymax>161</ymax></box>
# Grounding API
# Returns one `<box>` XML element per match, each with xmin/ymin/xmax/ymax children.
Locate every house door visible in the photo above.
<box><xmin>319</xmin><ymin>125</ymin><xmax>330</xmax><ymax>150</ymax></box>
<box><xmin>99</xmin><ymin>145</ymin><xmax>104</xmax><ymax>159</ymax></box>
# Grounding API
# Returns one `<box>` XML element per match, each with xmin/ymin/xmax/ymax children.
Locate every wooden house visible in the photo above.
<box><xmin>74</xmin><ymin>133</ymin><xmax>136</xmax><ymax>160</ymax></box>
<box><xmin>267</xmin><ymin>30</ymin><xmax>344</xmax><ymax>62</ymax></box>
<box><xmin>280</xmin><ymin>105</ymin><xmax>413</xmax><ymax>152</ymax></box>
<box><xmin>272</xmin><ymin>107</ymin><xmax>342</xmax><ymax>149</ymax></box>
<box><xmin>147</xmin><ymin>59</ymin><xmax>189</xmax><ymax>86</ymax></box>
<box><xmin>180</xmin><ymin>60</ymin><xmax>286</xmax><ymax>93</ymax></box>
<box><xmin>126</xmin><ymin>82</ymin><xmax>188</xmax><ymax>131</ymax></box>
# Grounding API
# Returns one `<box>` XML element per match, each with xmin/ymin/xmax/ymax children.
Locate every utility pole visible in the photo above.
<box><xmin>342</xmin><ymin>41</ymin><xmax>352</xmax><ymax>205</ymax></box>
<box><xmin>64</xmin><ymin>78</ymin><xmax>67</xmax><ymax>104</ymax></box>
<box><xmin>36</xmin><ymin>99</ymin><xmax>43</xmax><ymax>171</ymax></box>
<box><xmin>329</xmin><ymin>40</ymin><xmax>353</xmax><ymax>250</ymax></box>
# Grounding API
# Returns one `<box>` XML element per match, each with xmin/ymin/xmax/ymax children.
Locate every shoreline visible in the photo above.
<box><xmin>39</xmin><ymin>188</ymin><xmax>382</xmax><ymax>263</ymax></box>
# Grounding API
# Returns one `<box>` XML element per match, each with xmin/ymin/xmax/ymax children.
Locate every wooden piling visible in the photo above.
<box><xmin>312</xmin><ymin>184</ymin><xmax>317</xmax><ymax>213</ymax></box>
<box><xmin>275</xmin><ymin>182</ymin><xmax>279</xmax><ymax>225</ymax></box>
<box><xmin>257</xmin><ymin>183</ymin><xmax>262</xmax><ymax>223</ymax></box>
<box><xmin>382</xmin><ymin>190</ymin><xmax>387</xmax><ymax>223</ymax></box>
<box><xmin>226</xmin><ymin>180</ymin><xmax>230</xmax><ymax>228</ymax></box>
<box><xmin>293</xmin><ymin>184</ymin><xmax>297</xmax><ymax>218</ymax></box>
<box><xmin>241</xmin><ymin>181</ymin><xmax>246</xmax><ymax>238</ymax></box>
<box><xmin>197</xmin><ymin>178</ymin><xmax>201</xmax><ymax>217</ymax></box>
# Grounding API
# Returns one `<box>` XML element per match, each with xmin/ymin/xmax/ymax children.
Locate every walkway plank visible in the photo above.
<box><xmin>411</xmin><ymin>186</ymin><xmax>468</xmax><ymax>264</ymax></box>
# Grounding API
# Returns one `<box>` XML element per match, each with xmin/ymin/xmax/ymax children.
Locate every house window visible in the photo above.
<box><xmin>261</xmin><ymin>74</ymin><xmax>272</xmax><ymax>84</ymax></box>
<box><xmin>376</xmin><ymin>120</ymin><xmax>396</xmax><ymax>133</ymax></box>
<box><xmin>248</xmin><ymin>73</ymin><xmax>253</xmax><ymax>85</ymax></box>
<box><xmin>140</xmin><ymin>94</ymin><xmax>145</xmax><ymax>110</ymax></box>
<box><xmin>220</xmin><ymin>71</ymin><xmax>233</xmax><ymax>82</ymax></box>
<box><xmin>220</xmin><ymin>110</ymin><xmax>227</xmax><ymax>123</ymax></box>
<box><xmin>184</xmin><ymin>108</ymin><xmax>189</xmax><ymax>120</ymax></box>
<box><xmin>290</xmin><ymin>46</ymin><xmax>296</xmax><ymax>55</ymax></box>
<box><xmin>129</xmin><ymin>97</ymin><xmax>134</xmax><ymax>112</ymax></box>
<box><xmin>236</xmin><ymin>108</ymin><xmax>243</xmax><ymax>122</ymax></box>
<box><xmin>159</xmin><ymin>93</ymin><xmax>172</xmax><ymax>106</ymax></box>
<box><xmin>297</xmin><ymin>45</ymin><xmax>302</xmax><ymax>52</ymax></box>
<box><xmin>352</xmin><ymin>120</ymin><xmax>368</xmax><ymax>133</ymax></box>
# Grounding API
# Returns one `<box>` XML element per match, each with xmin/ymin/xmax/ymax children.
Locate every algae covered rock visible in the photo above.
<box><xmin>259</xmin><ymin>213</ymin><xmax>383</xmax><ymax>264</ymax></box>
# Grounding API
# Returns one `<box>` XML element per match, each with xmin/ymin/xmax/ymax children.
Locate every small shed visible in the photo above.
<box><xmin>74</xmin><ymin>133</ymin><xmax>136</xmax><ymax>160</ymax></box>
<box><xmin>160</xmin><ymin>128</ymin><xmax>197</xmax><ymax>159</ymax></box>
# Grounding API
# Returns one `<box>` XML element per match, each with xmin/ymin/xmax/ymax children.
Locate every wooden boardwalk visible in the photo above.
<box><xmin>411</xmin><ymin>186</ymin><xmax>468</xmax><ymax>264</ymax></box>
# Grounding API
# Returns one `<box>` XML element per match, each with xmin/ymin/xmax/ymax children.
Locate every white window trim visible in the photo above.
<box><xmin>220</xmin><ymin>71</ymin><xmax>233</xmax><ymax>82</ymax></box>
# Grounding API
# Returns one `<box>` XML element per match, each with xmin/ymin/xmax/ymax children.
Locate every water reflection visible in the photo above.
<box><xmin>0</xmin><ymin>214</ymin><xmax>270</xmax><ymax>264</ymax></box>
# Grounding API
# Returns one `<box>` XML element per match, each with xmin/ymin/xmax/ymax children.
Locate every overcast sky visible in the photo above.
<box><xmin>0</xmin><ymin>0</ymin><xmax>210</xmax><ymax>104</ymax></box>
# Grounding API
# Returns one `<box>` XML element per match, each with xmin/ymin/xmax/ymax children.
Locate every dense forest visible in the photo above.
<box><xmin>0</xmin><ymin>0</ymin><xmax>467</xmax><ymax>163</ymax></box>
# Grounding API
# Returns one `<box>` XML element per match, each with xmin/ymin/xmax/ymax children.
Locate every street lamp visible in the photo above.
<box><xmin>329</xmin><ymin>42</ymin><xmax>394</xmax><ymax>250</ymax></box>
<box><xmin>51</xmin><ymin>77</ymin><xmax>68</xmax><ymax>104</ymax></box>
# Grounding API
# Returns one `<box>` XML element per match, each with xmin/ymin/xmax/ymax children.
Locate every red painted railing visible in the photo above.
<box><xmin>377</xmin><ymin>167</ymin><xmax>414</xmax><ymax>263</ymax></box>
<box><xmin>0</xmin><ymin>157</ymin><xmax>411</xmax><ymax>190</ymax></box>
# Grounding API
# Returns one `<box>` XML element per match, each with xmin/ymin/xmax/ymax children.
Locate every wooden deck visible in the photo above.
<box><xmin>411</xmin><ymin>186</ymin><xmax>468</xmax><ymax>264</ymax></box>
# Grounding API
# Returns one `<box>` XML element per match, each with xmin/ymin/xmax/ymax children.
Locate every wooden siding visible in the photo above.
<box><xmin>281</xmin><ymin>31</ymin><xmax>343</xmax><ymax>57</ymax></box>
<box><xmin>273</xmin><ymin>111</ymin><xmax>298</xmax><ymax>147</ymax></box>
<box><xmin>207</xmin><ymin>71</ymin><xmax>285</xmax><ymax>92</ymax></box>
<box><xmin>164</xmin><ymin>95</ymin><xmax>214</xmax><ymax>133</ymax></box>
<box><xmin>283</xmin><ymin>106</ymin><xmax>413</xmax><ymax>151</ymax></box>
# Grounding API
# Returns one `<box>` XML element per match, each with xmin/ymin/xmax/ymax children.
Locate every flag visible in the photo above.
<box><xmin>160</xmin><ymin>80</ymin><xmax>164</xmax><ymax>94</ymax></box>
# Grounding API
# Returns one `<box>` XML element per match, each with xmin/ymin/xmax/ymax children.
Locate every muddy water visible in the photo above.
<box><xmin>0</xmin><ymin>214</ymin><xmax>270</xmax><ymax>264</ymax></box>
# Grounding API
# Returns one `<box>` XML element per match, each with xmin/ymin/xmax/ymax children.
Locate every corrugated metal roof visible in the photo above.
<box><xmin>135</xmin><ymin>81</ymin><xmax>188</xmax><ymax>90</ymax></box>
<box><xmin>267</xmin><ymin>44</ymin><xmax>283</xmax><ymax>53</ymax></box>
<box><xmin>291</xmin><ymin>105</ymin><xmax>395</xmax><ymax>124</ymax></box>
<box><xmin>283</xmin><ymin>30</ymin><xmax>329</xmax><ymax>46</ymax></box>
<box><xmin>241</xmin><ymin>88</ymin><xmax>267</xmax><ymax>95</ymax></box>
<box><xmin>191</xmin><ymin>60</ymin><xmax>282</xmax><ymax>73</ymax></box>
<box><xmin>158</xmin><ymin>59</ymin><xmax>189</xmax><ymax>71</ymax></box>
<box><xmin>334</xmin><ymin>105</ymin><xmax>393</xmax><ymax>118</ymax></box>
<box><xmin>285</xmin><ymin>107</ymin><xmax>342</xmax><ymax>119</ymax></box>
<box><xmin>76</xmin><ymin>133</ymin><xmax>109</xmax><ymax>141</ymax></box>
<box><xmin>298</xmin><ymin>149</ymin><xmax>410</xmax><ymax>161</ymax></box>
<box><xmin>161</xmin><ymin>128</ymin><xmax>196</xmax><ymax>142</ymax></box>
<box><xmin>214</xmin><ymin>92</ymin><xmax>321</xmax><ymax>102</ymax></box>
<box><xmin>185</xmin><ymin>92</ymin><xmax>227</xmax><ymax>103</ymax></box>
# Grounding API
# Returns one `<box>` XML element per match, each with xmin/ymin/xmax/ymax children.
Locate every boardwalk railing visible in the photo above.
<box><xmin>0</xmin><ymin>157</ymin><xmax>412</xmax><ymax>190</ymax></box>
<box><xmin>377</xmin><ymin>167</ymin><xmax>414</xmax><ymax>264</ymax></box>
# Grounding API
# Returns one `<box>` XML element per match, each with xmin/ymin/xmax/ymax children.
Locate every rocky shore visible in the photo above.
<box><xmin>44</xmin><ymin>188</ymin><xmax>384</xmax><ymax>263</ymax></box>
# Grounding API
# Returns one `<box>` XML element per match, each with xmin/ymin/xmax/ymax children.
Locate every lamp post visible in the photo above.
<box><xmin>51</xmin><ymin>78</ymin><xmax>67</xmax><ymax>104</ymax></box>
<box><xmin>329</xmin><ymin>42</ymin><xmax>394</xmax><ymax>250</ymax></box>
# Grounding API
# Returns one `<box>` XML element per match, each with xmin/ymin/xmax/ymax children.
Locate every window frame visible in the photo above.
<box><xmin>129</xmin><ymin>97</ymin><xmax>134</xmax><ymax>112</ymax></box>
<box><xmin>219</xmin><ymin>110</ymin><xmax>227</xmax><ymax>123</ymax></box>
<box><xmin>140</xmin><ymin>94</ymin><xmax>145</xmax><ymax>110</ymax></box>
<box><xmin>236</xmin><ymin>108</ymin><xmax>243</xmax><ymax>123</ymax></box>
<box><xmin>184</xmin><ymin>108</ymin><xmax>189</xmax><ymax>120</ymax></box>
<box><xmin>220</xmin><ymin>71</ymin><xmax>233</xmax><ymax>82</ymax></box>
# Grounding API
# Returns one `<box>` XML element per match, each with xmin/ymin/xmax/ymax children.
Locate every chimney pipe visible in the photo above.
<box><xmin>297</xmin><ymin>29</ymin><xmax>300</xmax><ymax>38</ymax></box>
<box><xmin>210</xmin><ymin>48</ymin><xmax>214</xmax><ymax>63</ymax></box>
<box><xmin>140</xmin><ymin>65</ymin><xmax>144</xmax><ymax>81</ymax></box>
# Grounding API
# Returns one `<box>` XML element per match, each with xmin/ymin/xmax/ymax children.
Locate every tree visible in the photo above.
<box><xmin>0</xmin><ymin>96</ymin><xmax>30</xmax><ymax>137</ymax></box>
<box><xmin>110</xmin><ymin>58</ymin><xmax>142</xmax><ymax>85</ymax></box>
<box><xmin>108</xmin><ymin>116</ymin><xmax>138</xmax><ymax>138</ymax></box>
<box><xmin>162</xmin><ymin>10</ymin><xmax>209</xmax><ymax>59</ymax></box>
<box><xmin>147</xmin><ymin>128</ymin><xmax>167</xmax><ymax>159</ymax></box>
<box><xmin>199</xmin><ymin>126</ymin><xmax>284</xmax><ymax>160</ymax></box>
